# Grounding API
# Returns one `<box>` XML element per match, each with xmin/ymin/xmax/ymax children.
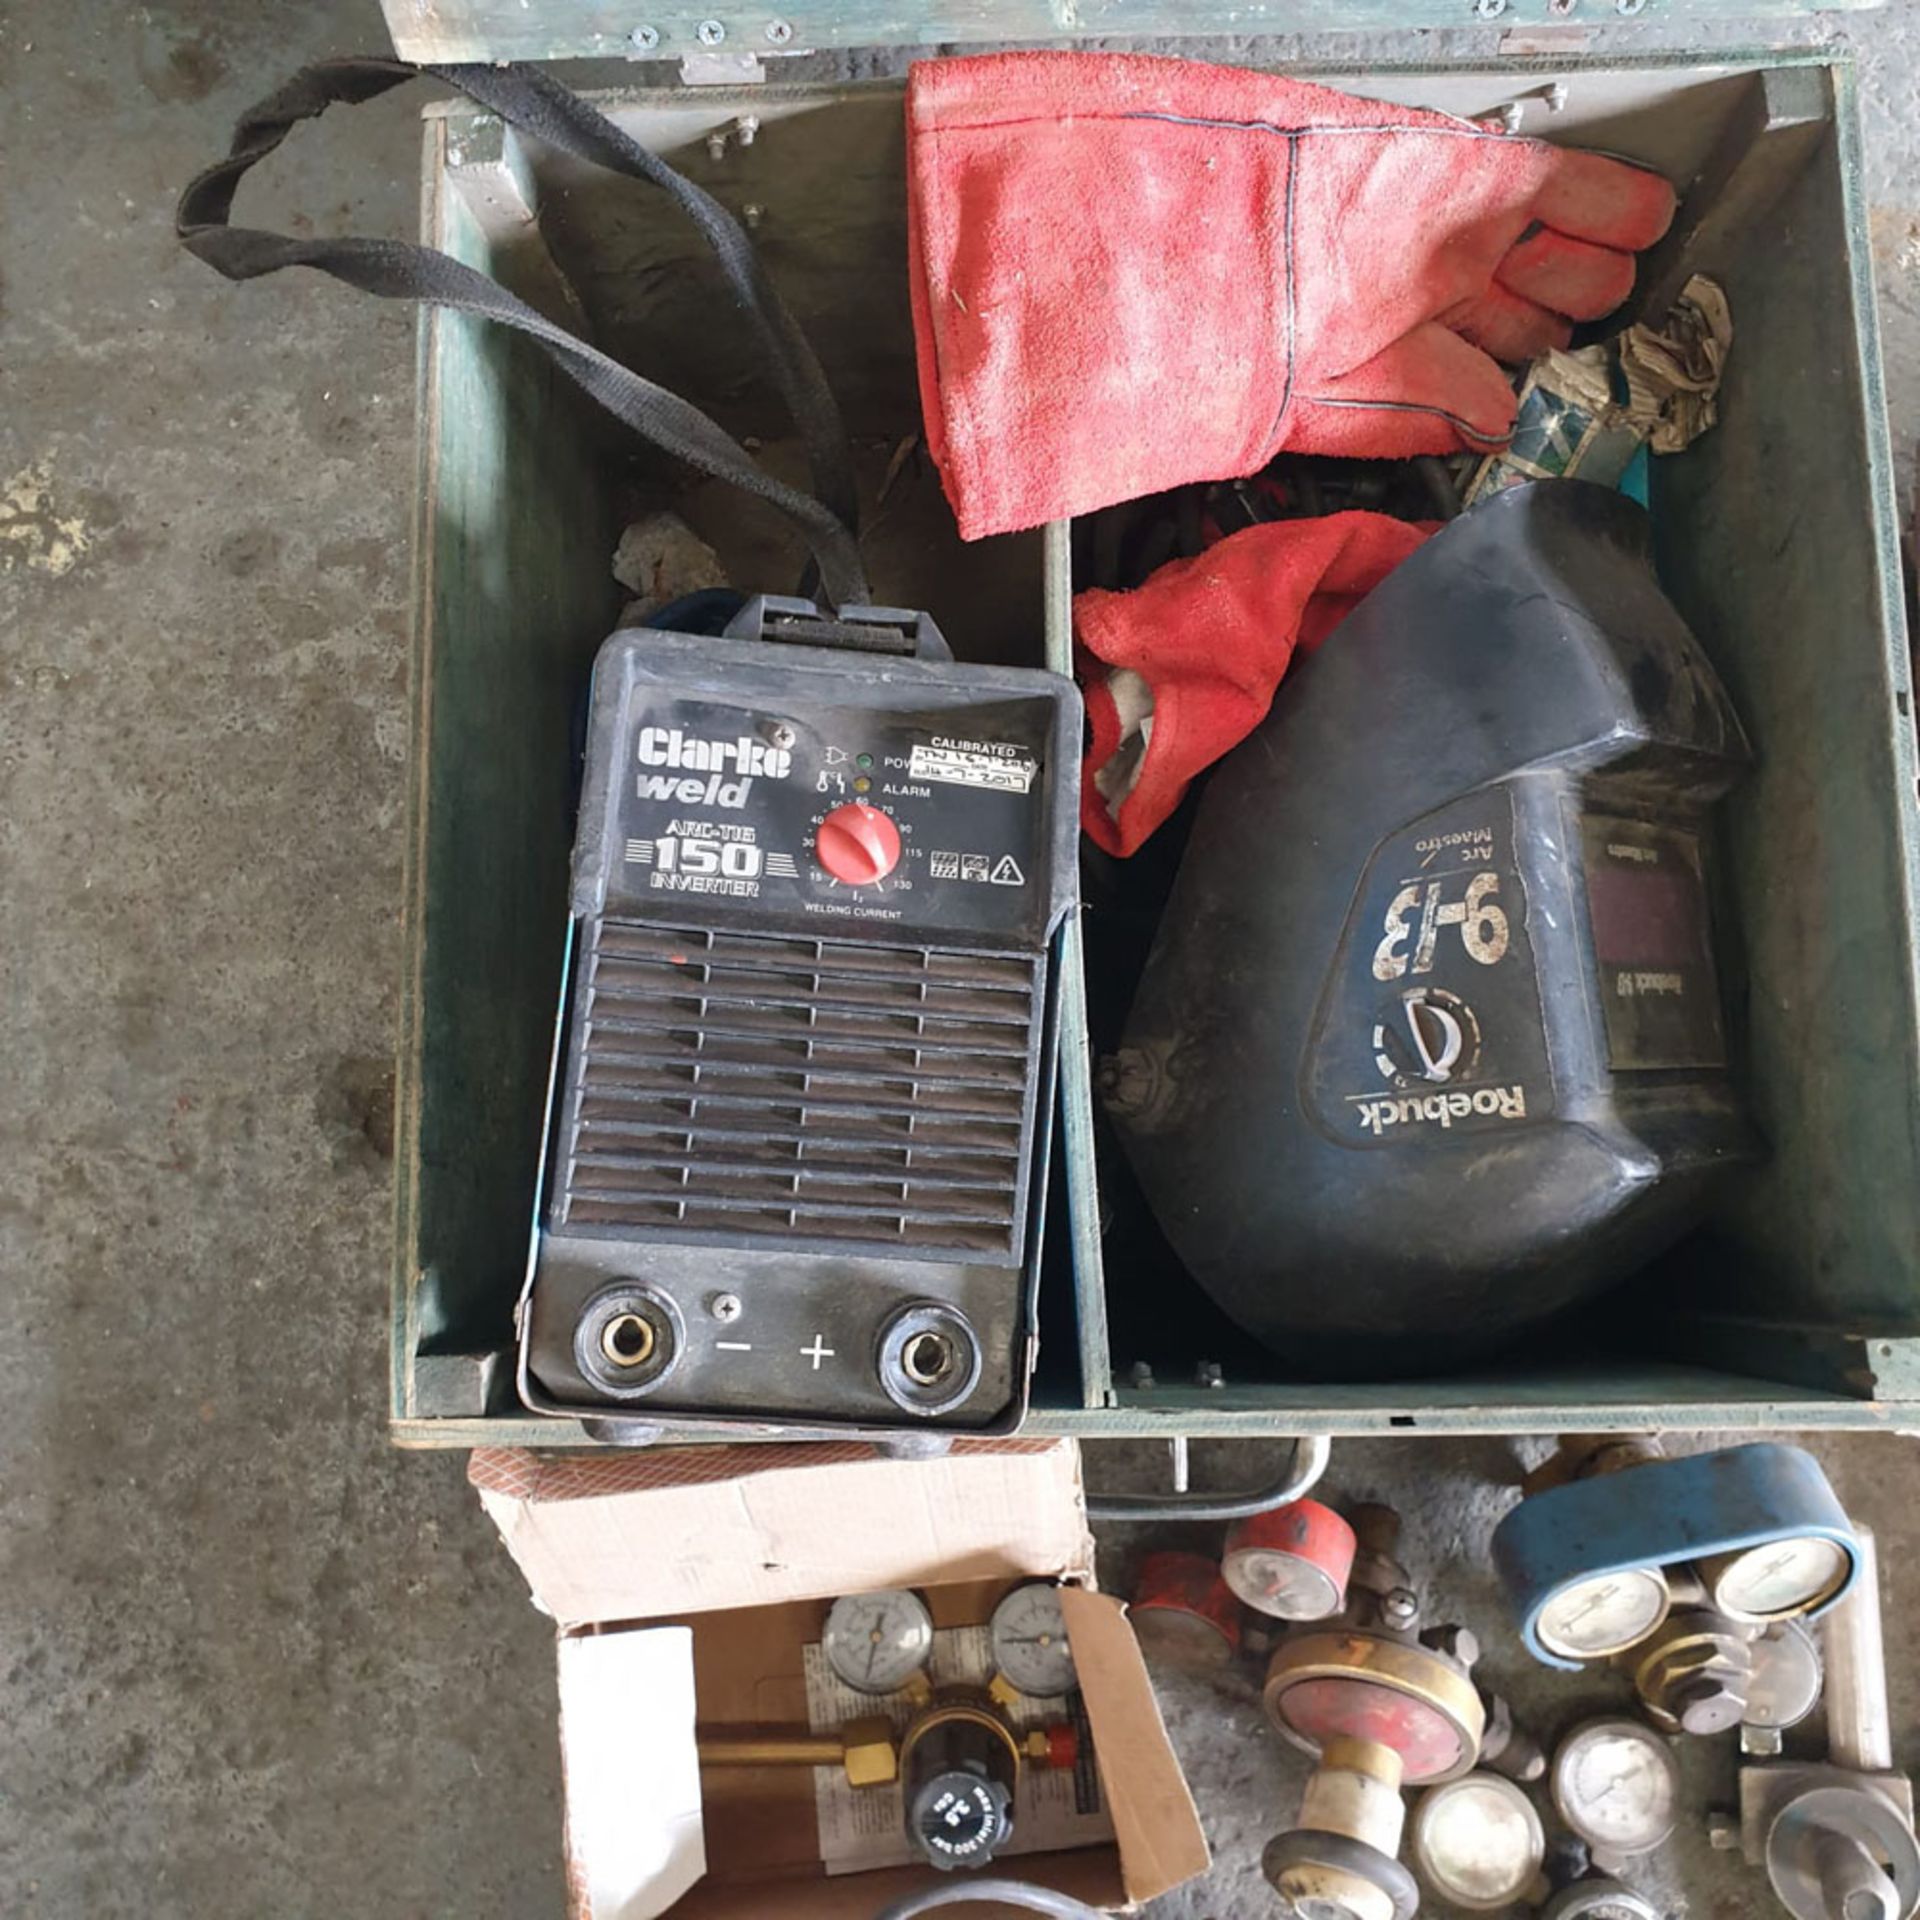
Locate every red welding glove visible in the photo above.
<box><xmin>1077</xmin><ymin>512</ymin><xmax>1430</xmax><ymax>856</ymax></box>
<box><xmin>906</xmin><ymin>53</ymin><xmax>1676</xmax><ymax>540</ymax></box>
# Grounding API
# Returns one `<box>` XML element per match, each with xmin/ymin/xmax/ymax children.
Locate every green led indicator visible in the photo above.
<box><xmin>856</xmin><ymin>752</ymin><xmax>873</xmax><ymax>769</ymax></box>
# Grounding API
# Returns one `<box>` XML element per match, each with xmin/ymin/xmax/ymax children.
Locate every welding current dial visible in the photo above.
<box><xmin>989</xmin><ymin>1583</ymin><xmax>1077</xmax><ymax>1698</ymax></box>
<box><xmin>814</xmin><ymin>801</ymin><xmax>902</xmax><ymax>887</ymax></box>
<box><xmin>822</xmin><ymin>1589</ymin><xmax>935</xmax><ymax>1695</ymax></box>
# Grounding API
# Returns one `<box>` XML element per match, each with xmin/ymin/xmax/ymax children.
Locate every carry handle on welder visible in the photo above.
<box><xmin>176</xmin><ymin>58</ymin><xmax>871</xmax><ymax>609</ymax></box>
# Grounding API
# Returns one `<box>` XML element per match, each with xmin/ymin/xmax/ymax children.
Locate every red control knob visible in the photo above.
<box><xmin>815</xmin><ymin>802</ymin><xmax>902</xmax><ymax>886</ymax></box>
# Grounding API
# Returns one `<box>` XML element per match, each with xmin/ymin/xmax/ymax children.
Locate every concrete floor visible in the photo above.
<box><xmin>5</xmin><ymin>2</ymin><xmax>1920</xmax><ymax>1916</ymax></box>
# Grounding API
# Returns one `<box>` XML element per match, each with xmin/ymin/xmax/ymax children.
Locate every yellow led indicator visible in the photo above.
<box><xmin>853</xmin><ymin>776</ymin><xmax>871</xmax><ymax>793</ymax></box>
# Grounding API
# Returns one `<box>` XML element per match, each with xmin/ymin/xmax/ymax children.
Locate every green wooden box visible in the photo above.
<box><xmin>387</xmin><ymin>34</ymin><xmax>1920</xmax><ymax>1446</ymax></box>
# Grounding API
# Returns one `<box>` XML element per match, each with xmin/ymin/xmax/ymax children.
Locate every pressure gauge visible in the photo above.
<box><xmin>822</xmin><ymin>1589</ymin><xmax>936</xmax><ymax>1695</ymax></box>
<box><xmin>989</xmin><ymin>1582</ymin><xmax>1077</xmax><ymax>1698</ymax></box>
<box><xmin>1551</xmin><ymin>1719</ymin><xmax>1680</xmax><ymax>1858</ymax></box>
<box><xmin>1743</xmin><ymin>1619</ymin><xmax>1823</xmax><ymax>1753</ymax></box>
<box><xmin>1698</xmin><ymin>1536</ymin><xmax>1852</xmax><ymax>1623</ymax></box>
<box><xmin>1541</xmin><ymin>1880</ymin><xmax>1663</xmax><ymax>1920</ymax></box>
<box><xmin>1131</xmin><ymin>1552</ymin><xmax>1244</xmax><ymax>1668</ymax></box>
<box><xmin>1410</xmin><ymin>1772</ymin><xmax>1546</xmax><ymax>1911</ymax></box>
<box><xmin>1534</xmin><ymin>1567</ymin><xmax>1672</xmax><ymax>1661</ymax></box>
<box><xmin>1222</xmin><ymin>1499</ymin><xmax>1357</xmax><ymax>1622</ymax></box>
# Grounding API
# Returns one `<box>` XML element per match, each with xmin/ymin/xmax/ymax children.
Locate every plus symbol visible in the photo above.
<box><xmin>801</xmin><ymin>1335</ymin><xmax>835</xmax><ymax>1370</ymax></box>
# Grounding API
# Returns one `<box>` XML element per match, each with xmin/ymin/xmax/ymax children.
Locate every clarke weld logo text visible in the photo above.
<box><xmin>635</xmin><ymin>726</ymin><xmax>791</xmax><ymax>807</ymax></box>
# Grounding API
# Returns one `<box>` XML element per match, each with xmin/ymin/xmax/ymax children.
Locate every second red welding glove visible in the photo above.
<box><xmin>907</xmin><ymin>53</ymin><xmax>1676</xmax><ymax>540</ymax></box>
<box><xmin>1077</xmin><ymin>512</ymin><xmax>1430</xmax><ymax>856</ymax></box>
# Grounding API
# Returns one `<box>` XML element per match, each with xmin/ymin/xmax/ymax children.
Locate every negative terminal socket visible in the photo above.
<box><xmin>574</xmin><ymin>1282</ymin><xmax>683</xmax><ymax>1400</ymax></box>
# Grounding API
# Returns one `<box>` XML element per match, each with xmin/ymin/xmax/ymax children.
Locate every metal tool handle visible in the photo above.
<box><xmin>698</xmin><ymin>1731</ymin><xmax>846</xmax><ymax>1767</ymax></box>
<box><xmin>1085</xmin><ymin>1434</ymin><xmax>1331</xmax><ymax>1522</ymax></box>
<box><xmin>1810</xmin><ymin>1827</ymin><xmax>1899</xmax><ymax>1920</ymax></box>
<box><xmin>1825</xmin><ymin>1525</ymin><xmax>1892</xmax><ymax>1775</ymax></box>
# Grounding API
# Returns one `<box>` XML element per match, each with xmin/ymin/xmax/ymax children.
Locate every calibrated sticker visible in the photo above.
<box><xmin>908</xmin><ymin>739</ymin><xmax>1038</xmax><ymax>793</ymax></box>
<box><xmin>1305</xmin><ymin>795</ymin><xmax>1553</xmax><ymax>1148</ymax></box>
<box><xmin>802</xmin><ymin>1626</ymin><xmax>1110</xmax><ymax>1877</ymax></box>
<box><xmin>1581</xmin><ymin>814</ymin><xmax>1725</xmax><ymax>1071</ymax></box>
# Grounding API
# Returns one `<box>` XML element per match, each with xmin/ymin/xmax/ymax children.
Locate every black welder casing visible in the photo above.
<box><xmin>1107</xmin><ymin>483</ymin><xmax>1756</xmax><ymax>1377</ymax></box>
<box><xmin>519</xmin><ymin>615</ymin><xmax>1080</xmax><ymax>1435</ymax></box>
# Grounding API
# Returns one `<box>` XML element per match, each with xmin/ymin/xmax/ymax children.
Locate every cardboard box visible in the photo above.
<box><xmin>471</xmin><ymin>1440</ymin><xmax>1208</xmax><ymax>1917</ymax></box>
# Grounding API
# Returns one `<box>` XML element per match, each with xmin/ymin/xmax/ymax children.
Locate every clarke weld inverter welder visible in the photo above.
<box><xmin>518</xmin><ymin>600</ymin><xmax>1079</xmax><ymax>1435</ymax></box>
<box><xmin>174</xmin><ymin>59</ymin><xmax>1080</xmax><ymax>1438</ymax></box>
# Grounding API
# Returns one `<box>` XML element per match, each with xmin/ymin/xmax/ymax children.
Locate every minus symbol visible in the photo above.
<box><xmin>715</xmin><ymin>1340</ymin><xmax>753</xmax><ymax>1351</ymax></box>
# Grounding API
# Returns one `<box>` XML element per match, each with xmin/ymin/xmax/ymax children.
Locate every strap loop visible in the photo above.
<box><xmin>177</xmin><ymin>57</ymin><xmax>870</xmax><ymax>609</ymax></box>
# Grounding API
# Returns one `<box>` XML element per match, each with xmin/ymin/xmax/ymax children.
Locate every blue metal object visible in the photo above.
<box><xmin>1493</xmin><ymin>1443</ymin><xmax>1858</xmax><ymax>1669</ymax></box>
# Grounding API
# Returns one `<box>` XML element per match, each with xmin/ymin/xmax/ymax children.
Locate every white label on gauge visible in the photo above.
<box><xmin>908</xmin><ymin>743</ymin><xmax>1037</xmax><ymax>793</ymax></box>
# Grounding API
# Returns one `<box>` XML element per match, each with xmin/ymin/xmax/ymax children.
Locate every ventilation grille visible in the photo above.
<box><xmin>556</xmin><ymin>922</ymin><xmax>1042</xmax><ymax>1258</ymax></box>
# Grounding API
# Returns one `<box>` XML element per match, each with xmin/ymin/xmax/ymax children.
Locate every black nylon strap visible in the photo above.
<box><xmin>177</xmin><ymin>57</ymin><xmax>869</xmax><ymax>608</ymax></box>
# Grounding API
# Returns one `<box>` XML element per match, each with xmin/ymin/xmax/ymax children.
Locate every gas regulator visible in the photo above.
<box><xmin>1258</xmin><ymin>1503</ymin><xmax>1542</xmax><ymax>1920</ymax></box>
<box><xmin>1493</xmin><ymin>1438</ymin><xmax>1859</xmax><ymax>1733</ymax></box>
<box><xmin>704</xmin><ymin>1583</ymin><xmax>1082</xmax><ymax>1874</ymax></box>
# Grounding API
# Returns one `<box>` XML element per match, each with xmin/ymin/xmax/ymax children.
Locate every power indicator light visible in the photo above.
<box><xmin>856</xmin><ymin>753</ymin><xmax>873</xmax><ymax>769</ymax></box>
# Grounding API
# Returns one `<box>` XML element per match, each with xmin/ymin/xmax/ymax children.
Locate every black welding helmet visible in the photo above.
<box><xmin>1104</xmin><ymin>480</ymin><xmax>1758</xmax><ymax>1377</ymax></box>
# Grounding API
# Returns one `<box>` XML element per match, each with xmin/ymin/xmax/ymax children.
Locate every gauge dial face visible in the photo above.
<box><xmin>1536</xmin><ymin>1567</ymin><xmax>1671</xmax><ymax>1659</ymax></box>
<box><xmin>1552</xmin><ymin>1719</ymin><xmax>1679</xmax><ymax>1856</ymax></box>
<box><xmin>1704</xmin><ymin>1536</ymin><xmax>1850</xmax><ymax>1621</ymax></box>
<box><xmin>989</xmin><ymin>1583</ymin><xmax>1077</xmax><ymax>1697</ymax></box>
<box><xmin>1544</xmin><ymin>1886</ymin><xmax>1662</xmax><ymax>1920</ymax></box>
<box><xmin>1412</xmin><ymin>1773</ymin><xmax>1545</xmax><ymax>1910</ymax></box>
<box><xmin>1745</xmin><ymin>1619</ymin><xmax>1823</xmax><ymax>1730</ymax></box>
<box><xmin>1131</xmin><ymin>1604</ymin><xmax>1239</xmax><ymax>1667</ymax></box>
<box><xmin>1222</xmin><ymin>1546</ymin><xmax>1343</xmax><ymax>1622</ymax></box>
<box><xmin>822</xmin><ymin>1589</ymin><xmax>935</xmax><ymax>1695</ymax></box>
